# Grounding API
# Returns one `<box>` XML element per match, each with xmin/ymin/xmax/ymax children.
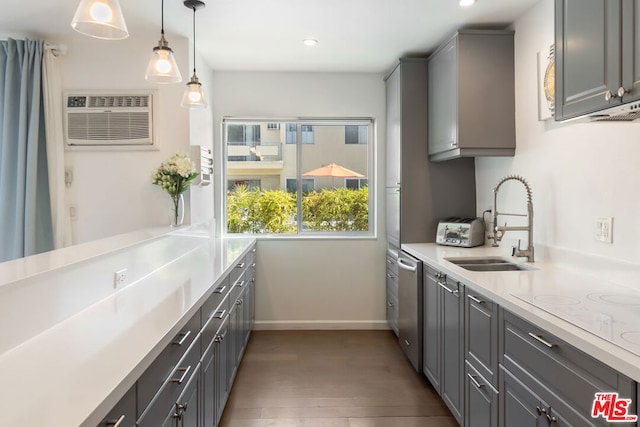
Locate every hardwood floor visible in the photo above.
<box><xmin>219</xmin><ymin>330</ymin><xmax>457</xmax><ymax>427</ymax></box>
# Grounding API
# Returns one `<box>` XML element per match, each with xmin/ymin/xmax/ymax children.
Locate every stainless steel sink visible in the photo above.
<box><xmin>444</xmin><ymin>257</ymin><xmax>537</xmax><ymax>272</ymax></box>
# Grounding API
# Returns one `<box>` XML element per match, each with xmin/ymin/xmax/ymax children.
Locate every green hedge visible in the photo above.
<box><xmin>227</xmin><ymin>185</ymin><xmax>368</xmax><ymax>233</ymax></box>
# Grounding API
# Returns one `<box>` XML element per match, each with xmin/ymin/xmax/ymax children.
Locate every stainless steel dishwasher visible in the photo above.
<box><xmin>397</xmin><ymin>251</ymin><xmax>423</xmax><ymax>372</ymax></box>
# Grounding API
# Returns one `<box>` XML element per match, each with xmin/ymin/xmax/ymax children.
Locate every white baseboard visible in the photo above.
<box><xmin>253</xmin><ymin>320</ymin><xmax>390</xmax><ymax>331</ymax></box>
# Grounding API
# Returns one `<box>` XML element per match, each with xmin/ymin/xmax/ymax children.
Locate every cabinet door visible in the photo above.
<box><xmin>423</xmin><ymin>271</ymin><xmax>441</xmax><ymax>391</ymax></box>
<box><xmin>215</xmin><ymin>317</ymin><xmax>230</xmax><ymax>425</ymax></box>
<box><xmin>441</xmin><ymin>280</ymin><xmax>463</xmax><ymax>424</ymax></box>
<box><xmin>428</xmin><ymin>36</ymin><xmax>458</xmax><ymax>155</ymax></box>
<box><xmin>465</xmin><ymin>290</ymin><xmax>498</xmax><ymax>387</ymax></box>
<box><xmin>555</xmin><ymin>0</ymin><xmax>622</xmax><ymax>120</ymax></box>
<box><xmin>201</xmin><ymin>342</ymin><xmax>215</xmax><ymax>427</ymax></box>
<box><xmin>385</xmin><ymin>64</ymin><xmax>401</xmax><ymax>188</ymax></box>
<box><xmin>227</xmin><ymin>297</ymin><xmax>241</xmax><ymax>388</ymax></box>
<box><xmin>499</xmin><ymin>367</ymin><xmax>548</xmax><ymax>427</ymax></box>
<box><xmin>175</xmin><ymin>365</ymin><xmax>200</xmax><ymax>427</ymax></box>
<box><xmin>622</xmin><ymin>0</ymin><xmax>640</xmax><ymax>102</ymax></box>
<box><xmin>465</xmin><ymin>361</ymin><xmax>498</xmax><ymax>427</ymax></box>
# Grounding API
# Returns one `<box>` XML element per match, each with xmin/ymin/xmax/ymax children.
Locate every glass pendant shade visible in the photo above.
<box><xmin>145</xmin><ymin>35</ymin><xmax>182</xmax><ymax>84</ymax></box>
<box><xmin>181</xmin><ymin>75</ymin><xmax>207</xmax><ymax>108</ymax></box>
<box><xmin>71</xmin><ymin>0</ymin><xmax>129</xmax><ymax>40</ymax></box>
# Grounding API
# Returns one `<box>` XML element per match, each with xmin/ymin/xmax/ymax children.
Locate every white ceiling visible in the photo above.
<box><xmin>0</xmin><ymin>0</ymin><xmax>540</xmax><ymax>72</ymax></box>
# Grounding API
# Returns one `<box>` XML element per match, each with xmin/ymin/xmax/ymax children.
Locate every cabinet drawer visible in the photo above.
<box><xmin>500</xmin><ymin>309</ymin><xmax>635</xmax><ymax>419</ymax></box>
<box><xmin>230</xmin><ymin>255</ymin><xmax>246</xmax><ymax>285</ymax></box>
<box><xmin>137</xmin><ymin>310</ymin><xmax>200</xmax><ymax>413</ymax></box>
<box><xmin>137</xmin><ymin>336</ymin><xmax>201</xmax><ymax>427</ymax></box>
<box><xmin>465</xmin><ymin>288</ymin><xmax>498</xmax><ymax>387</ymax></box>
<box><xmin>202</xmin><ymin>295</ymin><xmax>228</xmax><ymax>350</ymax></box>
<box><xmin>201</xmin><ymin>277</ymin><xmax>230</xmax><ymax>327</ymax></box>
<box><xmin>97</xmin><ymin>384</ymin><xmax>136</xmax><ymax>427</ymax></box>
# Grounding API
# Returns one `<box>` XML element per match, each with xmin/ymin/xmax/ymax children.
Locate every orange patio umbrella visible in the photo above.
<box><xmin>302</xmin><ymin>163</ymin><xmax>364</xmax><ymax>178</ymax></box>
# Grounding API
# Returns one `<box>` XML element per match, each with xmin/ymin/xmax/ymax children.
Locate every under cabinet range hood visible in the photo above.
<box><xmin>580</xmin><ymin>99</ymin><xmax>640</xmax><ymax>122</ymax></box>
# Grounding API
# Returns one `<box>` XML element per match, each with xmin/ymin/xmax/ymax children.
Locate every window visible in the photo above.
<box><xmin>345</xmin><ymin>125</ymin><xmax>368</xmax><ymax>144</ymax></box>
<box><xmin>286</xmin><ymin>123</ymin><xmax>315</xmax><ymax>144</ymax></box>
<box><xmin>225</xmin><ymin>118</ymin><xmax>373</xmax><ymax>236</ymax></box>
<box><xmin>286</xmin><ymin>178</ymin><xmax>315</xmax><ymax>193</ymax></box>
<box><xmin>345</xmin><ymin>178</ymin><xmax>368</xmax><ymax>190</ymax></box>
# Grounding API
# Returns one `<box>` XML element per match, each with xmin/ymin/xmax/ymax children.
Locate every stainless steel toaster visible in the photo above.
<box><xmin>436</xmin><ymin>217</ymin><xmax>485</xmax><ymax>248</ymax></box>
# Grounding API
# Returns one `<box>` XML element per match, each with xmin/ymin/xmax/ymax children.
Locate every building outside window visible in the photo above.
<box><xmin>225</xmin><ymin>118</ymin><xmax>373</xmax><ymax>236</ymax></box>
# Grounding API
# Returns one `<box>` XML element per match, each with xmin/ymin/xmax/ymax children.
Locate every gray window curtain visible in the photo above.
<box><xmin>0</xmin><ymin>39</ymin><xmax>53</xmax><ymax>262</ymax></box>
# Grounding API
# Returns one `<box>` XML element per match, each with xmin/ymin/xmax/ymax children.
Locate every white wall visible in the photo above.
<box><xmin>57</xmin><ymin>35</ymin><xmax>200</xmax><ymax>244</ymax></box>
<box><xmin>210</xmin><ymin>71</ymin><xmax>388</xmax><ymax>329</ymax></box>
<box><xmin>476</xmin><ymin>0</ymin><xmax>640</xmax><ymax>266</ymax></box>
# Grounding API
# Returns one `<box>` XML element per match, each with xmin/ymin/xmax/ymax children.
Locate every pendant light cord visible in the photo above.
<box><xmin>192</xmin><ymin>5</ymin><xmax>197</xmax><ymax>74</ymax></box>
<box><xmin>161</xmin><ymin>0</ymin><xmax>165</xmax><ymax>36</ymax></box>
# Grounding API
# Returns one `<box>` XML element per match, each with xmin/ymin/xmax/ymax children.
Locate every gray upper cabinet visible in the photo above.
<box><xmin>555</xmin><ymin>0</ymin><xmax>640</xmax><ymax>121</ymax></box>
<box><xmin>385</xmin><ymin>65</ymin><xmax>401</xmax><ymax>189</ymax></box>
<box><xmin>428</xmin><ymin>30</ymin><xmax>515</xmax><ymax>162</ymax></box>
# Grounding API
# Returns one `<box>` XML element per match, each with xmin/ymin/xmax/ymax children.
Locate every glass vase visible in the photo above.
<box><xmin>170</xmin><ymin>194</ymin><xmax>185</xmax><ymax>227</ymax></box>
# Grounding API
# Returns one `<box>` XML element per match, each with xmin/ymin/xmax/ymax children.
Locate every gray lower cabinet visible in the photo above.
<box><xmin>423</xmin><ymin>262</ymin><xmax>464</xmax><ymax>424</ymax></box>
<box><xmin>499</xmin><ymin>308</ymin><xmax>637</xmax><ymax>427</ymax></box>
<box><xmin>427</xmin><ymin>29</ymin><xmax>515</xmax><ymax>161</ymax></box>
<box><xmin>98</xmin><ymin>244</ymin><xmax>256</xmax><ymax>427</ymax></box>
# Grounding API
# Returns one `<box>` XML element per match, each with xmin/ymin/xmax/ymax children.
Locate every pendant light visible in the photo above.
<box><xmin>181</xmin><ymin>0</ymin><xmax>207</xmax><ymax>108</ymax></box>
<box><xmin>71</xmin><ymin>0</ymin><xmax>129</xmax><ymax>40</ymax></box>
<box><xmin>145</xmin><ymin>0</ymin><xmax>182</xmax><ymax>83</ymax></box>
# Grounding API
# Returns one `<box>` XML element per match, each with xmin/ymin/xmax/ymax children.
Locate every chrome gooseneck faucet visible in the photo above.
<box><xmin>488</xmin><ymin>175</ymin><xmax>534</xmax><ymax>262</ymax></box>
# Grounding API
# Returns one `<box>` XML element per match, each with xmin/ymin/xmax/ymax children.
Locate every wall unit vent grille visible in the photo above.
<box><xmin>64</xmin><ymin>93</ymin><xmax>156</xmax><ymax>148</ymax></box>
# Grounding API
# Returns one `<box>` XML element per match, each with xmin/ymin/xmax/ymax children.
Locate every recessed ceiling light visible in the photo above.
<box><xmin>303</xmin><ymin>39</ymin><xmax>318</xmax><ymax>46</ymax></box>
<box><xmin>459</xmin><ymin>0</ymin><xmax>477</xmax><ymax>6</ymax></box>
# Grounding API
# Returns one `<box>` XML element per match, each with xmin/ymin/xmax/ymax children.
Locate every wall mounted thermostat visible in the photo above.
<box><xmin>191</xmin><ymin>145</ymin><xmax>213</xmax><ymax>186</ymax></box>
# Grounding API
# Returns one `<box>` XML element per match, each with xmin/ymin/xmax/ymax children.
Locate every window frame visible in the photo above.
<box><xmin>222</xmin><ymin>117</ymin><xmax>376</xmax><ymax>239</ymax></box>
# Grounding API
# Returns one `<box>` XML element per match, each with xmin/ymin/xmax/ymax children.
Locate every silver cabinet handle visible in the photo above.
<box><xmin>171</xmin><ymin>365</ymin><xmax>192</xmax><ymax>384</ymax></box>
<box><xmin>435</xmin><ymin>271</ymin><xmax>445</xmax><ymax>280</ymax></box>
<box><xmin>438</xmin><ymin>281</ymin><xmax>459</xmax><ymax>296</ymax></box>
<box><xmin>605</xmin><ymin>90</ymin><xmax>616</xmax><ymax>101</ymax></box>
<box><xmin>397</xmin><ymin>258</ymin><xmax>417</xmax><ymax>272</ymax></box>
<box><xmin>251</xmin><ymin>263</ymin><xmax>256</xmax><ymax>268</ymax></box>
<box><xmin>105</xmin><ymin>415</ymin><xmax>125</xmax><ymax>427</ymax></box>
<box><xmin>387</xmin><ymin>273</ymin><xmax>393</xmax><ymax>278</ymax></box>
<box><xmin>387</xmin><ymin>301</ymin><xmax>393</xmax><ymax>307</ymax></box>
<box><xmin>547</xmin><ymin>413</ymin><xmax>558</xmax><ymax>424</ymax></box>
<box><xmin>536</xmin><ymin>406</ymin><xmax>547</xmax><ymax>416</ymax></box>
<box><xmin>467</xmin><ymin>373</ymin><xmax>484</xmax><ymax>389</ymax></box>
<box><xmin>467</xmin><ymin>294</ymin><xmax>484</xmax><ymax>304</ymax></box>
<box><xmin>214</xmin><ymin>309</ymin><xmax>226</xmax><ymax>319</ymax></box>
<box><xmin>171</xmin><ymin>330</ymin><xmax>191</xmax><ymax>346</ymax></box>
<box><xmin>237</xmin><ymin>280</ymin><xmax>245</xmax><ymax>288</ymax></box>
<box><xmin>252</xmin><ymin>248</ymin><xmax>256</xmax><ymax>253</ymax></box>
<box><xmin>618</xmin><ymin>86</ymin><xmax>630</xmax><ymax>97</ymax></box>
<box><xmin>404</xmin><ymin>339</ymin><xmax>411</xmax><ymax>346</ymax></box>
<box><xmin>214</xmin><ymin>285</ymin><xmax>227</xmax><ymax>294</ymax></box>
<box><xmin>236</xmin><ymin>262</ymin><xmax>245</xmax><ymax>269</ymax></box>
<box><xmin>528</xmin><ymin>332</ymin><xmax>556</xmax><ymax>348</ymax></box>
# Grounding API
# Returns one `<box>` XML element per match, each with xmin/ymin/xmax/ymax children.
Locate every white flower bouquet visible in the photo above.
<box><xmin>152</xmin><ymin>151</ymin><xmax>199</xmax><ymax>226</ymax></box>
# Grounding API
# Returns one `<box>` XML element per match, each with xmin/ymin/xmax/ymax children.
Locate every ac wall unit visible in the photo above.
<box><xmin>64</xmin><ymin>92</ymin><xmax>156</xmax><ymax>148</ymax></box>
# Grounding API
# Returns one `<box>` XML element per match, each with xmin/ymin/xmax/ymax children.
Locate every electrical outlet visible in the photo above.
<box><xmin>595</xmin><ymin>217</ymin><xmax>613</xmax><ymax>243</ymax></box>
<box><xmin>114</xmin><ymin>269</ymin><xmax>128</xmax><ymax>288</ymax></box>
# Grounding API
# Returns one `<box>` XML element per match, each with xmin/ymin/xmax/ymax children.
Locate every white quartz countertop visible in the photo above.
<box><xmin>0</xmin><ymin>227</ymin><xmax>255</xmax><ymax>427</ymax></box>
<box><xmin>402</xmin><ymin>243</ymin><xmax>640</xmax><ymax>383</ymax></box>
